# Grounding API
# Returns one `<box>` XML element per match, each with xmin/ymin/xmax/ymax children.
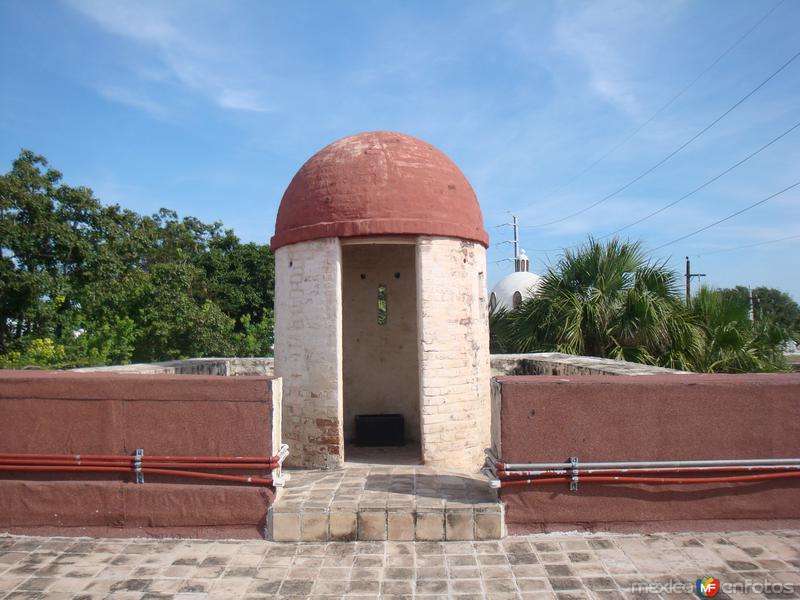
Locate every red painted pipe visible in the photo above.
<box><xmin>0</xmin><ymin>460</ymin><xmax>276</xmax><ymax>469</ymax></box>
<box><xmin>143</xmin><ymin>468</ymin><xmax>273</xmax><ymax>486</ymax></box>
<box><xmin>0</xmin><ymin>465</ymin><xmax>273</xmax><ymax>486</ymax></box>
<box><xmin>0</xmin><ymin>465</ymin><xmax>129</xmax><ymax>474</ymax></box>
<box><xmin>0</xmin><ymin>453</ymin><xmax>280</xmax><ymax>463</ymax></box>
<box><xmin>0</xmin><ymin>458</ymin><xmax>277</xmax><ymax>469</ymax></box>
<box><xmin>498</xmin><ymin>471</ymin><xmax>800</xmax><ymax>487</ymax></box>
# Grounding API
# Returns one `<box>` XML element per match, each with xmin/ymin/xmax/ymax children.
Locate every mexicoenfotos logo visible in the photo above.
<box><xmin>696</xmin><ymin>576</ymin><xmax>721</xmax><ymax>598</ymax></box>
<box><xmin>630</xmin><ymin>577</ymin><xmax>793</xmax><ymax>596</ymax></box>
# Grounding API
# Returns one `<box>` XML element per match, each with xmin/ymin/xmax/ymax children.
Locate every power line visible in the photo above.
<box><xmin>511</xmin><ymin>186</ymin><xmax>799</xmax><ymax>256</ymax></box>
<box><xmin>597</xmin><ymin>119</ymin><xmax>800</xmax><ymax>238</ymax></box>
<box><xmin>525</xmin><ymin>0</ymin><xmax>786</xmax><ymax>213</ymax></box>
<box><xmin>651</xmin><ymin>180</ymin><xmax>800</xmax><ymax>251</ymax></box>
<box><xmin>493</xmin><ymin>214</ymin><xmax>520</xmax><ymax>265</ymax></box>
<box><xmin>517</xmin><ymin>119</ymin><xmax>799</xmax><ymax>254</ymax></box>
<box><xmin>694</xmin><ymin>233</ymin><xmax>800</xmax><ymax>257</ymax></box>
<box><xmin>521</xmin><ymin>47</ymin><xmax>800</xmax><ymax>230</ymax></box>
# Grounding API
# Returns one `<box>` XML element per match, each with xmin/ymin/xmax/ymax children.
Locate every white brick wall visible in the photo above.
<box><xmin>275</xmin><ymin>236</ymin><xmax>491</xmax><ymax>471</ymax></box>
<box><xmin>274</xmin><ymin>239</ymin><xmax>343</xmax><ymax>469</ymax></box>
<box><xmin>416</xmin><ymin>237</ymin><xmax>491</xmax><ymax>470</ymax></box>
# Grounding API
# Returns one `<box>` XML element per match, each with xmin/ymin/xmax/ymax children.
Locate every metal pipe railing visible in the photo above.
<box><xmin>496</xmin><ymin>458</ymin><xmax>800</xmax><ymax>470</ymax></box>
<box><xmin>0</xmin><ymin>444</ymin><xmax>291</xmax><ymax>488</ymax></box>
<box><xmin>0</xmin><ymin>459</ymin><xmax>279</xmax><ymax>469</ymax></box>
<box><xmin>485</xmin><ymin>449</ymin><xmax>800</xmax><ymax>490</ymax></box>
<box><xmin>495</xmin><ymin>471</ymin><xmax>800</xmax><ymax>488</ymax></box>
<box><xmin>0</xmin><ymin>453</ymin><xmax>282</xmax><ymax>463</ymax></box>
<box><xmin>496</xmin><ymin>464</ymin><xmax>800</xmax><ymax>477</ymax></box>
<box><xmin>0</xmin><ymin>464</ymin><xmax>274</xmax><ymax>486</ymax></box>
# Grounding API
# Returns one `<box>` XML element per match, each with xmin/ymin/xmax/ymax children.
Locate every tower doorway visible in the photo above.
<box><xmin>341</xmin><ymin>241</ymin><xmax>421</xmax><ymax>463</ymax></box>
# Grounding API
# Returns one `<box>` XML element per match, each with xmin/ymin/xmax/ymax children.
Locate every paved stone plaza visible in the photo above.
<box><xmin>1</xmin><ymin>529</ymin><xmax>799</xmax><ymax>599</ymax></box>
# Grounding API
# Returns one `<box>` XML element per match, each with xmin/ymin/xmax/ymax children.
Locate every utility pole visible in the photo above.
<box><xmin>685</xmin><ymin>257</ymin><xmax>690</xmax><ymax>302</ymax></box>
<box><xmin>748</xmin><ymin>287</ymin><xmax>757</xmax><ymax>321</ymax></box>
<box><xmin>511</xmin><ymin>214</ymin><xmax>519</xmax><ymax>259</ymax></box>
<box><xmin>684</xmin><ymin>256</ymin><xmax>706</xmax><ymax>303</ymax></box>
<box><xmin>497</xmin><ymin>214</ymin><xmax>521</xmax><ymax>263</ymax></box>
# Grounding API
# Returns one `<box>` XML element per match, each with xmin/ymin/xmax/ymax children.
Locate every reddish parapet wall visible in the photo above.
<box><xmin>493</xmin><ymin>374</ymin><xmax>800</xmax><ymax>532</ymax></box>
<box><xmin>0</xmin><ymin>371</ymin><xmax>281</xmax><ymax>538</ymax></box>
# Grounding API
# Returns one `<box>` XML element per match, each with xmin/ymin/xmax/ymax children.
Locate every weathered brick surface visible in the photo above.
<box><xmin>273</xmin><ymin>236</ymin><xmax>491</xmax><ymax>470</ymax></box>
<box><xmin>274</xmin><ymin>239</ymin><xmax>343</xmax><ymax>469</ymax></box>
<box><xmin>416</xmin><ymin>237</ymin><xmax>491</xmax><ymax>470</ymax></box>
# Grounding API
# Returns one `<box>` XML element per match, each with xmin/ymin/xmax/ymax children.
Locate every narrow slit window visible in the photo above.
<box><xmin>377</xmin><ymin>284</ymin><xmax>387</xmax><ymax>325</ymax></box>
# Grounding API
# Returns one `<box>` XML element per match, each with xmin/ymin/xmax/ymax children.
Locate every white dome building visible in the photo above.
<box><xmin>490</xmin><ymin>250</ymin><xmax>542</xmax><ymax>311</ymax></box>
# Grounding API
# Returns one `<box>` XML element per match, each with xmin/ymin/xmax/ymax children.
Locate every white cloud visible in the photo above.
<box><xmin>553</xmin><ymin>0</ymin><xmax>686</xmax><ymax>119</ymax></box>
<box><xmin>96</xmin><ymin>85</ymin><xmax>167</xmax><ymax>118</ymax></box>
<box><xmin>217</xmin><ymin>89</ymin><xmax>270</xmax><ymax>113</ymax></box>
<box><xmin>66</xmin><ymin>0</ymin><xmax>270</xmax><ymax>114</ymax></box>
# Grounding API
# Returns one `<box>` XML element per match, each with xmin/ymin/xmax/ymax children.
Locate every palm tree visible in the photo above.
<box><xmin>689</xmin><ymin>286</ymin><xmax>789</xmax><ymax>373</ymax></box>
<box><xmin>504</xmin><ymin>238</ymin><xmax>703</xmax><ymax>370</ymax></box>
<box><xmin>489</xmin><ymin>305</ymin><xmax>514</xmax><ymax>354</ymax></box>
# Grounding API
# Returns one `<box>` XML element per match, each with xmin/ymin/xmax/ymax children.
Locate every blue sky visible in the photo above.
<box><xmin>1</xmin><ymin>0</ymin><xmax>798</xmax><ymax>297</ymax></box>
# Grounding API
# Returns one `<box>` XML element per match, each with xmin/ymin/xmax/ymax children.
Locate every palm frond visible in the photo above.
<box><xmin>487</xmin><ymin>238</ymin><xmax>787</xmax><ymax>373</ymax></box>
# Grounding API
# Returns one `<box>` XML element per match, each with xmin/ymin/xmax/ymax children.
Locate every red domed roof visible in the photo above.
<box><xmin>271</xmin><ymin>131</ymin><xmax>488</xmax><ymax>250</ymax></box>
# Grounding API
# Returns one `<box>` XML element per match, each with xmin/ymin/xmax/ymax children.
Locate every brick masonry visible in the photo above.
<box><xmin>416</xmin><ymin>237</ymin><xmax>491</xmax><ymax>470</ymax></box>
<box><xmin>273</xmin><ymin>236</ymin><xmax>491</xmax><ymax>471</ymax></box>
<box><xmin>274</xmin><ymin>238</ymin><xmax>343</xmax><ymax>469</ymax></box>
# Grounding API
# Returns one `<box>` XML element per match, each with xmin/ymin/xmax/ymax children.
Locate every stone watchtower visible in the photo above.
<box><xmin>271</xmin><ymin>132</ymin><xmax>490</xmax><ymax>470</ymax></box>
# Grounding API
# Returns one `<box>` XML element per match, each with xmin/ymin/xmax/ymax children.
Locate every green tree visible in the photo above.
<box><xmin>0</xmin><ymin>150</ymin><xmax>94</xmax><ymax>354</ymax></box>
<box><xmin>0</xmin><ymin>149</ymin><xmax>275</xmax><ymax>367</ymax></box>
<box><xmin>718</xmin><ymin>286</ymin><xmax>799</xmax><ymax>340</ymax></box>
<box><xmin>689</xmin><ymin>286</ymin><xmax>789</xmax><ymax>373</ymax></box>
<box><xmin>489</xmin><ymin>305</ymin><xmax>514</xmax><ymax>354</ymax></box>
<box><xmin>503</xmin><ymin>238</ymin><xmax>704</xmax><ymax>370</ymax></box>
<box><xmin>489</xmin><ymin>238</ymin><xmax>791</xmax><ymax>373</ymax></box>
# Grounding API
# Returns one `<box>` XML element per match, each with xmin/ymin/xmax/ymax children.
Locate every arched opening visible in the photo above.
<box><xmin>512</xmin><ymin>291</ymin><xmax>523</xmax><ymax>308</ymax></box>
<box><xmin>341</xmin><ymin>242</ymin><xmax>420</xmax><ymax>463</ymax></box>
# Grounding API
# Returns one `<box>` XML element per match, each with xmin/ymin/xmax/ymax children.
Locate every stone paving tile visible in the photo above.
<box><xmin>274</xmin><ymin>463</ymin><xmax>502</xmax><ymax>541</ymax></box>
<box><xmin>0</xmin><ymin>529</ymin><xmax>798</xmax><ymax>599</ymax></box>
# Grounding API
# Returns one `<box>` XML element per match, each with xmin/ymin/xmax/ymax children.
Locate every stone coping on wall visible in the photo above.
<box><xmin>72</xmin><ymin>353</ymin><xmax>685</xmax><ymax>378</ymax></box>
<box><xmin>490</xmin><ymin>352</ymin><xmax>690</xmax><ymax>377</ymax></box>
<box><xmin>72</xmin><ymin>357</ymin><xmax>274</xmax><ymax>376</ymax></box>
